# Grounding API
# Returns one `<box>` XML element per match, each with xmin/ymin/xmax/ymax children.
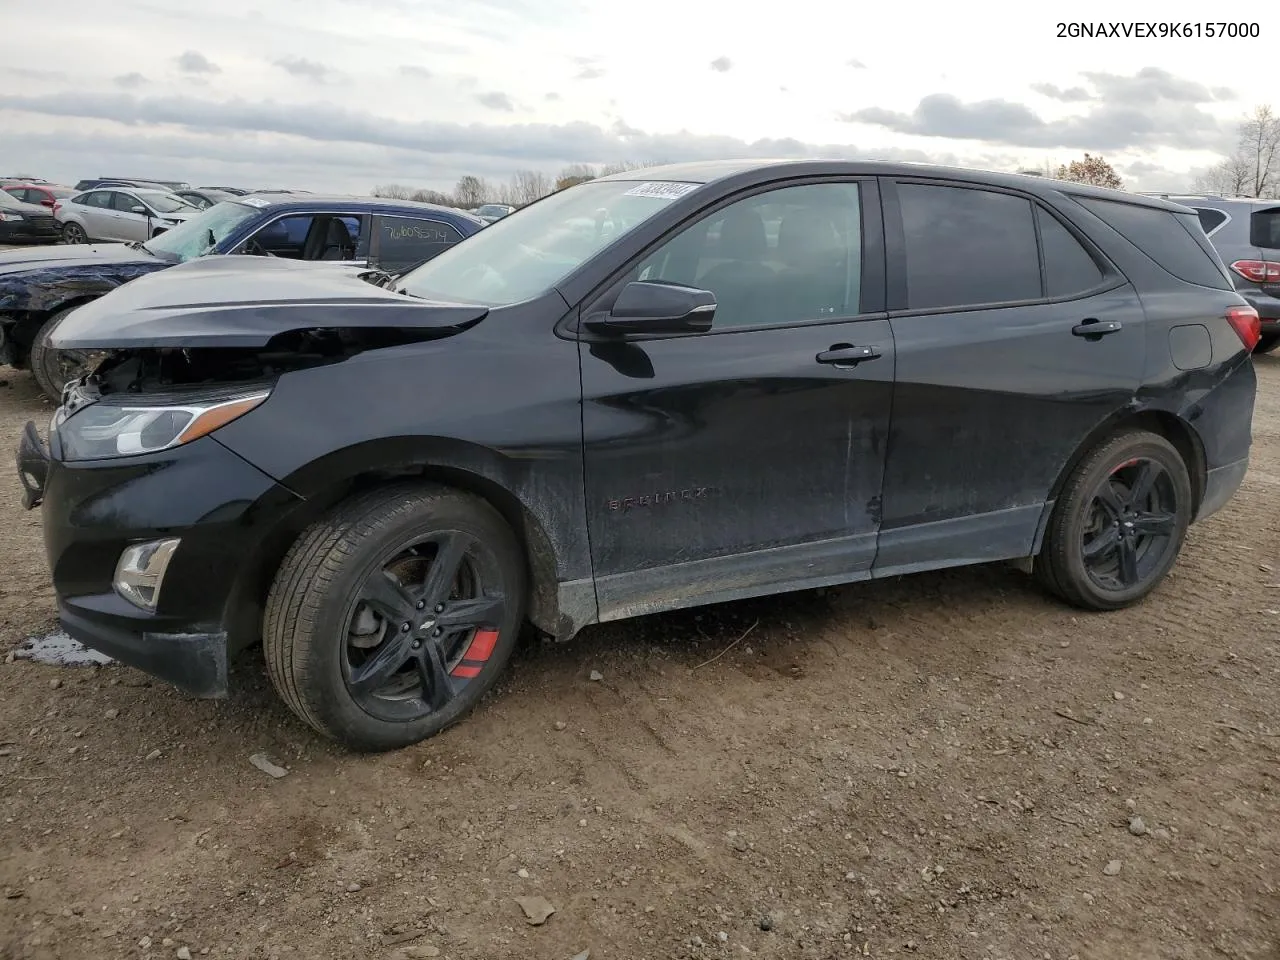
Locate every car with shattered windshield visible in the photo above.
<box><xmin>15</xmin><ymin>160</ymin><xmax>1257</xmax><ymax>753</ymax></box>
<box><xmin>0</xmin><ymin>193</ymin><xmax>485</xmax><ymax>399</ymax></box>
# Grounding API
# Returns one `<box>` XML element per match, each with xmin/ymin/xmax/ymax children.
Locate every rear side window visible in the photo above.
<box><xmin>1194</xmin><ymin>207</ymin><xmax>1228</xmax><ymax>236</ymax></box>
<box><xmin>1074</xmin><ymin>197</ymin><xmax>1230</xmax><ymax>290</ymax></box>
<box><xmin>898</xmin><ymin>183</ymin><xmax>1041</xmax><ymax>309</ymax></box>
<box><xmin>1249</xmin><ymin>207</ymin><xmax>1280</xmax><ymax>249</ymax></box>
<box><xmin>373</xmin><ymin>216</ymin><xmax>465</xmax><ymax>272</ymax></box>
<box><xmin>1036</xmin><ymin>206</ymin><xmax>1105</xmax><ymax>297</ymax></box>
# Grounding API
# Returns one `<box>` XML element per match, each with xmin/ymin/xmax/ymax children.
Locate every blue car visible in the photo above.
<box><xmin>0</xmin><ymin>193</ymin><xmax>486</xmax><ymax>399</ymax></box>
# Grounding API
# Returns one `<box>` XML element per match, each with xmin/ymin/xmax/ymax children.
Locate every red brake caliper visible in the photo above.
<box><xmin>449</xmin><ymin>629</ymin><xmax>500</xmax><ymax>680</ymax></box>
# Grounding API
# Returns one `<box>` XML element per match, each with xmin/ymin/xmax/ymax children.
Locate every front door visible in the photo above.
<box><xmin>111</xmin><ymin>192</ymin><xmax>150</xmax><ymax>242</ymax></box>
<box><xmin>578</xmin><ymin>178</ymin><xmax>896</xmax><ymax>619</ymax></box>
<box><xmin>873</xmin><ymin>177</ymin><xmax>1146</xmax><ymax>575</ymax></box>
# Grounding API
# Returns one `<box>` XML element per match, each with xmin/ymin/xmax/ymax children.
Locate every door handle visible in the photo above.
<box><xmin>1072</xmin><ymin>318</ymin><xmax>1122</xmax><ymax>339</ymax></box>
<box><xmin>816</xmin><ymin>344</ymin><xmax>882</xmax><ymax>367</ymax></box>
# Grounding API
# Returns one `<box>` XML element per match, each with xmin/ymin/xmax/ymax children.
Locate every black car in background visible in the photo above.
<box><xmin>0</xmin><ymin>189</ymin><xmax>60</xmax><ymax>245</ymax></box>
<box><xmin>0</xmin><ymin>193</ymin><xmax>485</xmax><ymax>398</ymax></box>
<box><xmin>16</xmin><ymin>160</ymin><xmax>1257</xmax><ymax>752</ymax></box>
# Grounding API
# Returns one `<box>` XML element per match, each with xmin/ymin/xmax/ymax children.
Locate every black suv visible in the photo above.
<box><xmin>16</xmin><ymin>161</ymin><xmax>1258</xmax><ymax>752</ymax></box>
<box><xmin>1140</xmin><ymin>193</ymin><xmax>1280</xmax><ymax>353</ymax></box>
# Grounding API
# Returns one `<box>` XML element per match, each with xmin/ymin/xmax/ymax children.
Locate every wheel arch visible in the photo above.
<box><xmin>1032</xmin><ymin>405</ymin><xmax>1206</xmax><ymax>555</ymax></box>
<box><xmin>221</xmin><ymin>442</ymin><xmax>574</xmax><ymax>654</ymax></box>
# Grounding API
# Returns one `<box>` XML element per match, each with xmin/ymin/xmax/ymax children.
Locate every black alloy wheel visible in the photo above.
<box><xmin>264</xmin><ymin>483</ymin><xmax>526</xmax><ymax>752</ymax></box>
<box><xmin>1035</xmin><ymin>430</ymin><xmax>1192</xmax><ymax>610</ymax></box>
<box><xmin>343</xmin><ymin>530</ymin><xmax>508</xmax><ymax>723</ymax></box>
<box><xmin>1080</xmin><ymin>457</ymin><xmax>1178</xmax><ymax>591</ymax></box>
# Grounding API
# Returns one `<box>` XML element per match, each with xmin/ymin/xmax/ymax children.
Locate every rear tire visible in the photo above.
<box><xmin>263</xmin><ymin>483</ymin><xmax>526</xmax><ymax>752</ymax></box>
<box><xmin>61</xmin><ymin>222</ymin><xmax>86</xmax><ymax>244</ymax></box>
<box><xmin>1035</xmin><ymin>430</ymin><xmax>1192</xmax><ymax>611</ymax></box>
<box><xmin>30</xmin><ymin>306</ymin><xmax>101</xmax><ymax>402</ymax></box>
<box><xmin>1254</xmin><ymin>332</ymin><xmax>1280</xmax><ymax>355</ymax></box>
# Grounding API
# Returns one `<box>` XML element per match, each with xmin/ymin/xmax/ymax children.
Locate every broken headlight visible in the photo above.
<box><xmin>57</xmin><ymin>389</ymin><xmax>271</xmax><ymax>461</ymax></box>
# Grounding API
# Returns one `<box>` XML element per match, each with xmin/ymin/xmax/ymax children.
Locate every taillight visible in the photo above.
<box><xmin>51</xmin><ymin>201</ymin><xmax>61</xmax><ymax>215</ymax></box>
<box><xmin>1226</xmin><ymin>304</ymin><xmax>1262</xmax><ymax>351</ymax></box>
<box><xmin>1229</xmin><ymin>259</ymin><xmax>1280</xmax><ymax>283</ymax></box>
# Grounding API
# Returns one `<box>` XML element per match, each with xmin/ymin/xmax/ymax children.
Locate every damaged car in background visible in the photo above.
<box><xmin>0</xmin><ymin>193</ymin><xmax>484</xmax><ymax>399</ymax></box>
<box><xmin>15</xmin><ymin>160</ymin><xmax>1257</xmax><ymax>753</ymax></box>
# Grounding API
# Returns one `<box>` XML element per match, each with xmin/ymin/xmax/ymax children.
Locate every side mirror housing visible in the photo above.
<box><xmin>585</xmin><ymin>281</ymin><xmax>716</xmax><ymax>335</ymax></box>
<box><xmin>131</xmin><ymin>205</ymin><xmax>148</xmax><ymax>215</ymax></box>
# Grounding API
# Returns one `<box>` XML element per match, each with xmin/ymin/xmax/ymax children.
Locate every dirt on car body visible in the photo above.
<box><xmin>0</xmin><ymin>362</ymin><xmax>1278</xmax><ymax>958</ymax></box>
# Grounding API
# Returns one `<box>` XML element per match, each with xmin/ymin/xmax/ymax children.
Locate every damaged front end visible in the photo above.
<box><xmin>16</xmin><ymin>255</ymin><xmax>493</xmax><ymax>697</ymax></box>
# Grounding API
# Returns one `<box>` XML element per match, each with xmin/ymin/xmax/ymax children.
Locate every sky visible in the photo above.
<box><xmin>0</xmin><ymin>0</ymin><xmax>1272</xmax><ymax>196</ymax></box>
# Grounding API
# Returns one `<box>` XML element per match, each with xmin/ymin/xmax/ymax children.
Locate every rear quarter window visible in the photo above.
<box><xmin>1073</xmin><ymin>197</ymin><xmax>1230</xmax><ymax>290</ymax></box>
<box><xmin>1194</xmin><ymin>207</ymin><xmax>1228</xmax><ymax>236</ymax></box>
<box><xmin>1249</xmin><ymin>207</ymin><xmax>1280</xmax><ymax>250</ymax></box>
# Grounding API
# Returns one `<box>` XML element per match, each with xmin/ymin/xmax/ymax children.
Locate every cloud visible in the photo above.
<box><xmin>710</xmin><ymin>56</ymin><xmax>732</xmax><ymax>73</ymax></box>
<box><xmin>847</xmin><ymin>59</ymin><xmax>866</xmax><ymax>69</ymax></box>
<box><xmin>1031</xmin><ymin>82</ymin><xmax>1092</xmax><ymax>102</ymax></box>
<box><xmin>544</xmin><ymin>92</ymin><xmax>561</xmax><ymax>101</ymax></box>
<box><xmin>476</xmin><ymin>91</ymin><xmax>515</xmax><ymax>112</ymax></box>
<box><xmin>114</xmin><ymin>73</ymin><xmax>148</xmax><ymax>89</ymax></box>
<box><xmin>846</xmin><ymin>69</ymin><xmax>1233</xmax><ymax>152</ymax></box>
<box><xmin>274</xmin><ymin>57</ymin><xmax>333</xmax><ymax>82</ymax></box>
<box><xmin>399</xmin><ymin>65</ymin><xmax>432</xmax><ymax>79</ymax></box>
<box><xmin>4</xmin><ymin>67</ymin><xmax>67</xmax><ymax>82</ymax></box>
<box><xmin>175</xmin><ymin>51</ymin><xmax>221</xmax><ymax>75</ymax></box>
<box><xmin>576</xmin><ymin>66</ymin><xmax>605</xmax><ymax>80</ymax></box>
<box><xmin>0</xmin><ymin>89</ymin><xmax>978</xmax><ymax>177</ymax></box>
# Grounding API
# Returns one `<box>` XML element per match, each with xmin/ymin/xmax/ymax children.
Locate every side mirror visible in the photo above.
<box><xmin>131</xmin><ymin>205</ymin><xmax>148</xmax><ymax>215</ymax></box>
<box><xmin>585</xmin><ymin>281</ymin><xmax>716</xmax><ymax>335</ymax></box>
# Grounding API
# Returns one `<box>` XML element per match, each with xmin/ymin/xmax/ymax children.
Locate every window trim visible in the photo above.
<box><xmin>1191</xmin><ymin>206</ymin><xmax>1230</xmax><ymax>238</ymax></box>
<box><xmin>880</xmin><ymin>176</ymin><xmax>1125</xmax><ymax>318</ymax></box>
<box><xmin>368</xmin><ymin>214</ymin><xmax>465</xmax><ymax>268</ymax></box>
<box><xmin>566</xmin><ymin>175</ymin><xmax>886</xmax><ymax>342</ymax></box>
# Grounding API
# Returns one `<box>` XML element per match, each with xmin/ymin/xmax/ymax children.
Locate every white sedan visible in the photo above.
<box><xmin>54</xmin><ymin>187</ymin><xmax>197</xmax><ymax>244</ymax></box>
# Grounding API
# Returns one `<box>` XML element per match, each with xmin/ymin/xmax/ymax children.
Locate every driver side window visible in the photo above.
<box><xmin>631</xmin><ymin>182</ymin><xmax>864</xmax><ymax>328</ymax></box>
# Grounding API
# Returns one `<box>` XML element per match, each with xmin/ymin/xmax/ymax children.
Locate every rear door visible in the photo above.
<box><xmin>875</xmin><ymin>177</ymin><xmax>1146</xmax><ymax>575</ymax></box>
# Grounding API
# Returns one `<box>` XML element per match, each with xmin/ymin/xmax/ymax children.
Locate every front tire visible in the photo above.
<box><xmin>263</xmin><ymin>483</ymin><xmax>526</xmax><ymax>752</ymax></box>
<box><xmin>30</xmin><ymin>306</ymin><xmax>102</xmax><ymax>402</ymax></box>
<box><xmin>1035</xmin><ymin>430</ymin><xmax>1192</xmax><ymax>610</ymax></box>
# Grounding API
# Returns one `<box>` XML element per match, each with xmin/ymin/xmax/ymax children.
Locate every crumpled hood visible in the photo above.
<box><xmin>0</xmin><ymin>242</ymin><xmax>158</xmax><ymax>278</ymax></box>
<box><xmin>50</xmin><ymin>254</ymin><xmax>489</xmax><ymax>349</ymax></box>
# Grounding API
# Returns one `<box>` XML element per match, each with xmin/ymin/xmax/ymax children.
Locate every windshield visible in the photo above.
<box><xmin>136</xmin><ymin>191</ymin><xmax>194</xmax><ymax>214</ymax></box>
<box><xmin>143</xmin><ymin>200</ymin><xmax>259</xmax><ymax>262</ymax></box>
<box><xmin>397</xmin><ymin>179</ymin><xmax>701</xmax><ymax>305</ymax></box>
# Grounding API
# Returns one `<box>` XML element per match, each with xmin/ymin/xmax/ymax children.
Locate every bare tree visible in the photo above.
<box><xmin>372</xmin><ymin>183</ymin><xmax>416</xmax><ymax>199</ymax></box>
<box><xmin>1054</xmin><ymin>153</ymin><xmax>1123</xmax><ymax>189</ymax></box>
<box><xmin>1194</xmin><ymin>104</ymin><xmax>1280</xmax><ymax>198</ymax></box>
<box><xmin>555</xmin><ymin>163</ymin><xmax>597</xmax><ymax>191</ymax></box>
<box><xmin>511</xmin><ymin>169</ymin><xmax>554</xmax><ymax>205</ymax></box>
<box><xmin>411</xmin><ymin>188</ymin><xmax>455</xmax><ymax>205</ymax></box>
<box><xmin>454</xmin><ymin>175</ymin><xmax>489</xmax><ymax>208</ymax></box>
<box><xmin>1193</xmin><ymin>155</ymin><xmax>1253</xmax><ymax>196</ymax></box>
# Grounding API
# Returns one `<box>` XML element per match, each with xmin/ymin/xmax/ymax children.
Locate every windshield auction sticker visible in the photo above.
<box><xmin>623</xmin><ymin>182</ymin><xmax>700</xmax><ymax>200</ymax></box>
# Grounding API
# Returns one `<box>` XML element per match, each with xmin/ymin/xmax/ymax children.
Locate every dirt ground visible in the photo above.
<box><xmin>0</xmin><ymin>357</ymin><xmax>1277</xmax><ymax>960</ymax></box>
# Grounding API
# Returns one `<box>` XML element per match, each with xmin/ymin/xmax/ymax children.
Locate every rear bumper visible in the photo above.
<box><xmin>0</xmin><ymin>221</ymin><xmax>59</xmax><ymax>243</ymax></box>
<box><xmin>1239</xmin><ymin>291</ymin><xmax>1280</xmax><ymax>330</ymax></box>
<box><xmin>1197</xmin><ymin>457</ymin><xmax>1248</xmax><ymax>522</ymax></box>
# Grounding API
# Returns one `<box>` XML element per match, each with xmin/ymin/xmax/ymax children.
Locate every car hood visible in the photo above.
<box><xmin>50</xmin><ymin>255</ymin><xmax>490</xmax><ymax>350</ymax></box>
<box><xmin>2</xmin><ymin>198</ymin><xmax>49</xmax><ymax>216</ymax></box>
<box><xmin>0</xmin><ymin>242</ymin><xmax>159</xmax><ymax>277</ymax></box>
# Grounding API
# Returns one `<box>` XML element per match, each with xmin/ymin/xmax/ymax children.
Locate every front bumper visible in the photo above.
<box><xmin>17</xmin><ymin>418</ymin><xmax>305</xmax><ymax>697</ymax></box>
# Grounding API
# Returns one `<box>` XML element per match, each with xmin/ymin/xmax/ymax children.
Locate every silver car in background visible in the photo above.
<box><xmin>54</xmin><ymin>187</ymin><xmax>197</xmax><ymax>244</ymax></box>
